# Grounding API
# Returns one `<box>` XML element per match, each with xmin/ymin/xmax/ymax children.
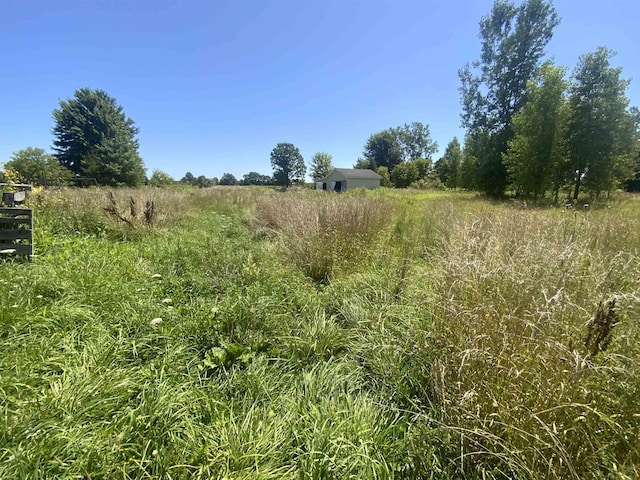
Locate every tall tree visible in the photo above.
<box><xmin>362</xmin><ymin>130</ymin><xmax>403</xmax><ymax>171</ymax></box>
<box><xmin>5</xmin><ymin>147</ymin><xmax>72</xmax><ymax>185</ymax></box>
<box><xmin>503</xmin><ymin>63</ymin><xmax>568</xmax><ymax>199</ymax></box>
<box><xmin>270</xmin><ymin>143</ymin><xmax>305</xmax><ymax>187</ymax></box>
<box><xmin>310</xmin><ymin>152</ymin><xmax>333</xmax><ymax>181</ymax></box>
<box><xmin>459</xmin><ymin>0</ymin><xmax>559</xmax><ymax>196</ymax></box>
<box><xmin>396</xmin><ymin>122</ymin><xmax>438</xmax><ymax>162</ymax></box>
<box><xmin>52</xmin><ymin>88</ymin><xmax>145</xmax><ymax>186</ymax></box>
<box><xmin>353</xmin><ymin>157</ymin><xmax>372</xmax><ymax>169</ymax></box>
<box><xmin>435</xmin><ymin>137</ymin><xmax>463</xmax><ymax>188</ymax></box>
<box><xmin>567</xmin><ymin>47</ymin><xmax>638</xmax><ymax>198</ymax></box>
<box><xmin>626</xmin><ymin>107</ymin><xmax>640</xmax><ymax>192</ymax></box>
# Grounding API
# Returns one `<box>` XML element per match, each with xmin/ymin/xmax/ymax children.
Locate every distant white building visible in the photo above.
<box><xmin>316</xmin><ymin>168</ymin><xmax>382</xmax><ymax>192</ymax></box>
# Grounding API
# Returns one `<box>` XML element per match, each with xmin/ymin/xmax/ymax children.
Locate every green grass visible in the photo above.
<box><xmin>1</xmin><ymin>186</ymin><xmax>639</xmax><ymax>479</ymax></box>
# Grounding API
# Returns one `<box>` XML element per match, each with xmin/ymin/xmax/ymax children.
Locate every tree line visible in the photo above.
<box><xmin>2</xmin><ymin>0</ymin><xmax>638</xmax><ymax>197</ymax></box>
<box><xmin>456</xmin><ymin>0</ymin><xmax>639</xmax><ymax>199</ymax></box>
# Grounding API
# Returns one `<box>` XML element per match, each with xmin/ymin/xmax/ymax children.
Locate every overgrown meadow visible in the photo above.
<box><xmin>1</xmin><ymin>186</ymin><xmax>639</xmax><ymax>479</ymax></box>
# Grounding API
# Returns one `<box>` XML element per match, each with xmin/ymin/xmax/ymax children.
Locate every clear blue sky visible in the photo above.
<box><xmin>1</xmin><ymin>0</ymin><xmax>638</xmax><ymax>180</ymax></box>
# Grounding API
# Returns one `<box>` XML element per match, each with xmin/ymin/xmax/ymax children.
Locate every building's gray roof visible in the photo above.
<box><xmin>331</xmin><ymin>168</ymin><xmax>382</xmax><ymax>180</ymax></box>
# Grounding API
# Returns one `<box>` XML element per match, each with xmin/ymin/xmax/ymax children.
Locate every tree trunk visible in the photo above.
<box><xmin>573</xmin><ymin>171</ymin><xmax>582</xmax><ymax>200</ymax></box>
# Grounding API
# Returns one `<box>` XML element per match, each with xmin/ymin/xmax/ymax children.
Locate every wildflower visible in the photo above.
<box><xmin>36</xmin><ymin>295</ymin><xmax>43</xmax><ymax>299</ymax></box>
<box><xmin>161</xmin><ymin>298</ymin><xmax>172</xmax><ymax>304</ymax></box>
<box><xmin>151</xmin><ymin>274</ymin><xmax>162</xmax><ymax>279</ymax></box>
<box><xmin>386</xmin><ymin>370</ymin><xmax>392</xmax><ymax>376</ymax></box>
<box><xmin>211</xmin><ymin>306</ymin><xmax>219</xmax><ymax>315</ymax></box>
<box><xmin>413</xmin><ymin>343</ymin><xmax>419</xmax><ymax>351</ymax></box>
<box><xmin>436</xmin><ymin>339</ymin><xmax>442</xmax><ymax>345</ymax></box>
<box><xmin>152</xmin><ymin>449</ymin><xmax>159</xmax><ymax>457</ymax></box>
<box><xmin>150</xmin><ymin>318</ymin><xmax>163</xmax><ymax>327</ymax></box>
<box><xmin>424</xmin><ymin>343</ymin><xmax>429</xmax><ymax>349</ymax></box>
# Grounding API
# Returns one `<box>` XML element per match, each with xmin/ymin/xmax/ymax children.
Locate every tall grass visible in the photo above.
<box><xmin>1</xmin><ymin>186</ymin><xmax>639</xmax><ymax>478</ymax></box>
<box><xmin>401</xmin><ymin>204</ymin><xmax>640</xmax><ymax>478</ymax></box>
<box><xmin>253</xmin><ymin>190</ymin><xmax>392</xmax><ymax>282</ymax></box>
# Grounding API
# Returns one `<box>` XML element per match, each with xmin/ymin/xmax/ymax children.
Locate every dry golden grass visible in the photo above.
<box><xmin>253</xmin><ymin>190</ymin><xmax>393</xmax><ymax>282</ymax></box>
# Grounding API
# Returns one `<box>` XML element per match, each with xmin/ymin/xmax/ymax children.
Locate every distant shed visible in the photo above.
<box><xmin>316</xmin><ymin>168</ymin><xmax>382</xmax><ymax>192</ymax></box>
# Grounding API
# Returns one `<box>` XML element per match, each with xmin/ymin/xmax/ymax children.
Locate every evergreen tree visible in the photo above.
<box><xmin>52</xmin><ymin>88</ymin><xmax>145</xmax><ymax>186</ymax></box>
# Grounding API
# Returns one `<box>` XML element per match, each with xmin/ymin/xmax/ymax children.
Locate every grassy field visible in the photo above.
<box><xmin>1</xmin><ymin>186</ymin><xmax>639</xmax><ymax>479</ymax></box>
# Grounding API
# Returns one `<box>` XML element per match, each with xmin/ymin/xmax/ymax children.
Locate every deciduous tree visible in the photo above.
<box><xmin>5</xmin><ymin>147</ymin><xmax>72</xmax><ymax>185</ymax></box>
<box><xmin>390</xmin><ymin>161</ymin><xmax>420</xmax><ymax>188</ymax></box>
<box><xmin>567</xmin><ymin>47</ymin><xmax>638</xmax><ymax>198</ymax></box>
<box><xmin>270</xmin><ymin>143</ymin><xmax>305</xmax><ymax>187</ymax></box>
<box><xmin>376</xmin><ymin>166</ymin><xmax>392</xmax><ymax>187</ymax></box>
<box><xmin>396</xmin><ymin>122</ymin><xmax>438</xmax><ymax>162</ymax></box>
<box><xmin>148</xmin><ymin>169</ymin><xmax>175</xmax><ymax>187</ymax></box>
<box><xmin>241</xmin><ymin>172</ymin><xmax>272</xmax><ymax>185</ymax></box>
<box><xmin>219</xmin><ymin>173</ymin><xmax>238</xmax><ymax>185</ymax></box>
<box><xmin>310</xmin><ymin>152</ymin><xmax>333</xmax><ymax>181</ymax></box>
<box><xmin>362</xmin><ymin>130</ymin><xmax>403</xmax><ymax>171</ymax></box>
<box><xmin>435</xmin><ymin>137</ymin><xmax>463</xmax><ymax>188</ymax></box>
<box><xmin>459</xmin><ymin>0</ymin><xmax>559</xmax><ymax>196</ymax></box>
<box><xmin>504</xmin><ymin>63</ymin><xmax>568</xmax><ymax>199</ymax></box>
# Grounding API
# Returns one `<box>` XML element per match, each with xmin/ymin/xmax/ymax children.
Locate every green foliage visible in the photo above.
<box><xmin>0</xmin><ymin>165</ymin><xmax>23</xmax><ymax>185</ymax></box>
<box><xmin>362</xmin><ymin>122</ymin><xmax>437</xmax><ymax>174</ymax></box>
<box><xmin>179</xmin><ymin>171</ymin><xmax>217</xmax><ymax>187</ymax></box>
<box><xmin>460</xmin><ymin>0</ymin><xmax>560</xmax><ymax>196</ymax></box>
<box><xmin>376</xmin><ymin>166</ymin><xmax>392</xmax><ymax>187</ymax></box>
<box><xmin>219</xmin><ymin>172</ymin><xmax>238</xmax><ymax>185</ymax></box>
<box><xmin>353</xmin><ymin>157</ymin><xmax>372</xmax><ymax>169</ymax></box>
<box><xmin>390</xmin><ymin>161</ymin><xmax>420</xmax><ymax>188</ymax></box>
<box><xmin>148</xmin><ymin>169</ymin><xmax>175</xmax><ymax>187</ymax></box>
<box><xmin>362</xmin><ymin>130</ymin><xmax>403</xmax><ymax>171</ymax></box>
<box><xmin>504</xmin><ymin>63</ymin><xmax>568</xmax><ymax>199</ymax></box>
<box><xmin>3</xmin><ymin>187</ymin><xmax>640</xmax><ymax>479</ymax></box>
<box><xmin>309</xmin><ymin>152</ymin><xmax>333</xmax><ymax>181</ymax></box>
<box><xmin>241</xmin><ymin>171</ymin><xmax>272</xmax><ymax>186</ymax></box>
<box><xmin>5</xmin><ymin>147</ymin><xmax>73</xmax><ymax>185</ymax></box>
<box><xmin>435</xmin><ymin>137</ymin><xmax>463</xmax><ymax>188</ymax></box>
<box><xmin>270</xmin><ymin>142</ymin><xmax>305</xmax><ymax>187</ymax></box>
<box><xmin>52</xmin><ymin>88</ymin><xmax>146</xmax><ymax>186</ymax></box>
<box><xmin>459</xmin><ymin>151</ymin><xmax>478</xmax><ymax>190</ymax></box>
<box><xmin>396</xmin><ymin>121</ymin><xmax>438</xmax><ymax>161</ymax></box>
<box><xmin>179</xmin><ymin>171</ymin><xmax>196</xmax><ymax>185</ymax></box>
<box><xmin>567</xmin><ymin>47</ymin><xmax>638</xmax><ymax>199</ymax></box>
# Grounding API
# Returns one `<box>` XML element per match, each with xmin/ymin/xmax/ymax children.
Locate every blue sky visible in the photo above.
<box><xmin>1</xmin><ymin>0</ymin><xmax>639</xmax><ymax>180</ymax></box>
